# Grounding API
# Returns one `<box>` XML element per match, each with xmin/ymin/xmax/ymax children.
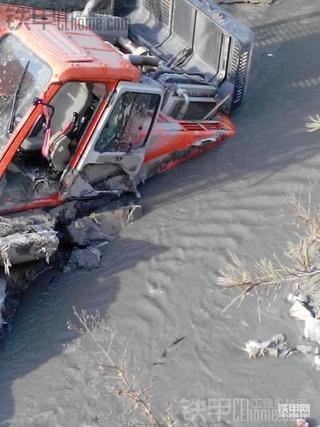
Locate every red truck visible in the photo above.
<box><xmin>0</xmin><ymin>1</ymin><xmax>253</xmax><ymax>266</ymax></box>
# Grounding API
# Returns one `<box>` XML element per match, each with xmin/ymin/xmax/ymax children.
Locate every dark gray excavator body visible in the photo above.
<box><xmin>113</xmin><ymin>0</ymin><xmax>254</xmax><ymax>112</ymax></box>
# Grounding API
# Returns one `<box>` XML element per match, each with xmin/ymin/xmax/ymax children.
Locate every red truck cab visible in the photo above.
<box><xmin>0</xmin><ymin>2</ymin><xmax>252</xmax><ymax>214</ymax></box>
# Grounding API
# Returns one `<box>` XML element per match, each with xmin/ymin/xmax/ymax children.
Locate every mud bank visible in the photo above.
<box><xmin>0</xmin><ymin>199</ymin><xmax>142</xmax><ymax>338</ymax></box>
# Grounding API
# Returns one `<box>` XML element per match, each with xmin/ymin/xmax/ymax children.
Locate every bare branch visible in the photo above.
<box><xmin>69</xmin><ymin>308</ymin><xmax>175</xmax><ymax>427</ymax></box>
<box><xmin>219</xmin><ymin>191</ymin><xmax>320</xmax><ymax>312</ymax></box>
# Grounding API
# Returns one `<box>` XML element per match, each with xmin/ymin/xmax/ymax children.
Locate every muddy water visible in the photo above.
<box><xmin>0</xmin><ymin>277</ymin><xmax>5</xmax><ymax>326</ymax></box>
<box><xmin>1</xmin><ymin>1</ymin><xmax>320</xmax><ymax>426</ymax></box>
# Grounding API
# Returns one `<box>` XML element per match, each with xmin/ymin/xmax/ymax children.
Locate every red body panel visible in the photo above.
<box><xmin>0</xmin><ymin>194</ymin><xmax>62</xmax><ymax>215</ymax></box>
<box><xmin>145</xmin><ymin>113</ymin><xmax>235</xmax><ymax>163</ymax></box>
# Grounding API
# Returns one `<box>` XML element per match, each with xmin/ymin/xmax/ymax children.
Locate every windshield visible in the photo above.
<box><xmin>0</xmin><ymin>34</ymin><xmax>52</xmax><ymax>154</ymax></box>
<box><xmin>95</xmin><ymin>91</ymin><xmax>160</xmax><ymax>153</ymax></box>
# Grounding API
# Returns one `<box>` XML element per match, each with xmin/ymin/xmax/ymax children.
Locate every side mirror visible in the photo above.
<box><xmin>28</xmin><ymin>114</ymin><xmax>46</xmax><ymax>138</ymax></box>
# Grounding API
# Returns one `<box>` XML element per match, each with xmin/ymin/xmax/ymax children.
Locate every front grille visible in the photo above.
<box><xmin>203</xmin><ymin>122</ymin><xmax>220</xmax><ymax>131</ymax></box>
<box><xmin>144</xmin><ymin>0</ymin><xmax>173</xmax><ymax>27</ymax></box>
<box><xmin>181</xmin><ymin>122</ymin><xmax>205</xmax><ymax>132</ymax></box>
<box><xmin>232</xmin><ymin>46</ymin><xmax>249</xmax><ymax>109</ymax></box>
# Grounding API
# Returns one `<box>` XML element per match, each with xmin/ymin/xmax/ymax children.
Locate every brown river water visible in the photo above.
<box><xmin>1</xmin><ymin>1</ymin><xmax>320</xmax><ymax>426</ymax></box>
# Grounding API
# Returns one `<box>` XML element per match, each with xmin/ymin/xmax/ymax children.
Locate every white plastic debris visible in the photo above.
<box><xmin>290</xmin><ymin>301</ymin><xmax>313</xmax><ymax>322</ymax></box>
<box><xmin>287</xmin><ymin>291</ymin><xmax>310</xmax><ymax>305</ymax></box>
<box><xmin>304</xmin><ymin>317</ymin><xmax>320</xmax><ymax>345</ymax></box>
<box><xmin>296</xmin><ymin>420</ymin><xmax>310</xmax><ymax>427</ymax></box>
<box><xmin>244</xmin><ymin>334</ymin><xmax>287</xmax><ymax>359</ymax></box>
<box><xmin>314</xmin><ymin>347</ymin><xmax>320</xmax><ymax>371</ymax></box>
<box><xmin>244</xmin><ymin>340</ymin><xmax>268</xmax><ymax>359</ymax></box>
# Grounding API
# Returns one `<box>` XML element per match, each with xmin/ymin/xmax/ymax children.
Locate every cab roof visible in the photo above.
<box><xmin>2</xmin><ymin>10</ymin><xmax>140</xmax><ymax>84</ymax></box>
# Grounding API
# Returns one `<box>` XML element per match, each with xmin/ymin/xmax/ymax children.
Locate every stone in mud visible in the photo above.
<box><xmin>69</xmin><ymin>247</ymin><xmax>102</xmax><ymax>270</ymax></box>
<box><xmin>93</xmin><ymin>204</ymin><xmax>143</xmax><ymax>235</ymax></box>
<box><xmin>314</xmin><ymin>347</ymin><xmax>320</xmax><ymax>371</ymax></box>
<box><xmin>0</xmin><ymin>213</ymin><xmax>58</xmax><ymax>272</ymax></box>
<box><xmin>304</xmin><ymin>317</ymin><xmax>320</xmax><ymax>346</ymax></box>
<box><xmin>243</xmin><ymin>333</ymin><xmax>287</xmax><ymax>359</ymax></box>
<box><xmin>51</xmin><ymin>202</ymin><xmax>78</xmax><ymax>224</ymax></box>
<box><xmin>290</xmin><ymin>301</ymin><xmax>313</xmax><ymax>322</ymax></box>
<box><xmin>0</xmin><ymin>232</ymin><xmax>58</xmax><ymax>269</ymax></box>
<box><xmin>0</xmin><ymin>213</ymin><xmax>55</xmax><ymax>238</ymax></box>
<box><xmin>66</xmin><ymin>217</ymin><xmax>111</xmax><ymax>247</ymax></box>
<box><xmin>66</xmin><ymin>205</ymin><xmax>143</xmax><ymax>247</ymax></box>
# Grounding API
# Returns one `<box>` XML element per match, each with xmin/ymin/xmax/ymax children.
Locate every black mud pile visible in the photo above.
<box><xmin>0</xmin><ymin>214</ymin><xmax>59</xmax><ymax>272</ymax></box>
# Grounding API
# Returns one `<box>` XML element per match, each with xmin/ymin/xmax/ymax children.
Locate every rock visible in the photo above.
<box><xmin>0</xmin><ymin>231</ymin><xmax>58</xmax><ymax>274</ymax></box>
<box><xmin>296</xmin><ymin>345</ymin><xmax>315</xmax><ymax>355</ymax></box>
<box><xmin>67</xmin><ymin>217</ymin><xmax>110</xmax><ymax>247</ymax></box>
<box><xmin>287</xmin><ymin>292</ymin><xmax>310</xmax><ymax>305</ymax></box>
<box><xmin>51</xmin><ymin>202</ymin><xmax>78</xmax><ymax>224</ymax></box>
<box><xmin>290</xmin><ymin>301</ymin><xmax>313</xmax><ymax>322</ymax></box>
<box><xmin>66</xmin><ymin>205</ymin><xmax>143</xmax><ymax>247</ymax></box>
<box><xmin>0</xmin><ymin>213</ymin><xmax>55</xmax><ymax>237</ymax></box>
<box><xmin>278</xmin><ymin>347</ymin><xmax>298</xmax><ymax>359</ymax></box>
<box><xmin>68</xmin><ymin>247</ymin><xmax>102</xmax><ymax>270</ymax></box>
<box><xmin>243</xmin><ymin>334</ymin><xmax>287</xmax><ymax>359</ymax></box>
<box><xmin>93</xmin><ymin>204</ymin><xmax>143</xmax><ymax>235</ymax></box>
<box><xmin>304</xmin><ymin>318</ymin><xmax>320</xmax><ymax>345</ymax></box>
<box><xmin>0</xmin><ymin>213</ymin><xmax>58</xmax><ymax>273</ymax></box>
<box><xmin>314</xmin><ymin>347</ymin><xmax>320</xmax><ymax>371</ymax></box>
<box><xmin>268</xmin><ymin>347</ymin><xmax>280</xmax><ymax>358</ymax></box>
<box><xmin>271</xmin><ymin>333</ymin><xmax>286</xmax><ymax>344</ymax></box>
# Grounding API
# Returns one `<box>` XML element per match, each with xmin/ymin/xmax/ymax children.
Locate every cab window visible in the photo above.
<box><xmin>95</xmin><ymin>92</ymin><xmax>160</xmax><ymax>153</ymax></box>
<box><xmin>0</xmin><ymin>34</ymin><xmax>52</xmax><ymax>153</ymax></box>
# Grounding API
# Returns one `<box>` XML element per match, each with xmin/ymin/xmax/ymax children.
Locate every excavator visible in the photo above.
<box><xmin>0</xmin><ymin>0</ymin><xmax>253</xmax><ymax>268</ymax></box>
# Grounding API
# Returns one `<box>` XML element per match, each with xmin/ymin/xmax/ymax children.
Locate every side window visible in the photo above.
<box><xmin>95</xmin><ymin>92</ymin><xmax>160</xmax><ymax>153</ymax></box>
<box><xmin>19</xmin><ymin>82</ymin><xmax>107</xmax><ymax>168</ymax></box>
<box><xmin>50</xmin><ymin>82</ymin><xmax>106</xmax><ymax>140</ymax></box>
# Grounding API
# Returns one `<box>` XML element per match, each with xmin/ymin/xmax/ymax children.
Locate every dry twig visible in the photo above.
<box><xmin>219</xmin><ymin>192</ymin><xmax>320</xmax><ymax>312</ymax></box>
<box><xmin>68</xmin><ymin>308</ymin><xmax>175</xmax><ymax>427</ymax></box>
<box><xmin>306</xmin><ymin>115</ymin><xmax>320</xmax><ymax>133</ymax></box>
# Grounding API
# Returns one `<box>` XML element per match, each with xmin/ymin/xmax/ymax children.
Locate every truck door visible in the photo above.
<box><xmin>75</xmin><ymin>83</ymin><xmax>163</xmax><ymax>191</ymax></box>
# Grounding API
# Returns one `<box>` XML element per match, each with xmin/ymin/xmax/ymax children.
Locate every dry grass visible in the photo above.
<box><xmin>218</xmin><ymin>192</ymin><xmax>320</xmax><ymax>314</ymax></box>
<box><xmin>68</xmin><ymin>308</ymin><xmax>175</xmax><ymax>427</ymax></box>
<box><xmin>306</xmin><ymin>115</ymin><xmax>320</xmax><ymax>132</ymax></box>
